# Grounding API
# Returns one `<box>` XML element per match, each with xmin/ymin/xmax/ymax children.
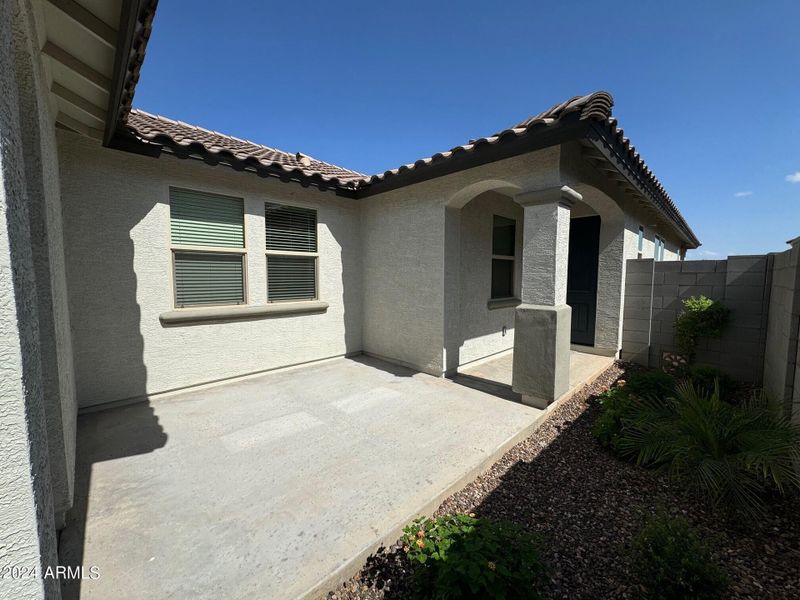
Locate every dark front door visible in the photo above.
<box><xmin>567</xmin><ymin>216</ymin><xmax>600</xmax><ymax>346</ymax></box>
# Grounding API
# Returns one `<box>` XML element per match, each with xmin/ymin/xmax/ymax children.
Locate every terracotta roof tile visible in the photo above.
<box><xmin>124</xmin><ymin>91</ymin><xmax>698</xmax><ymax>246</ymax></box>
<box><xmin>126</xmin><ymin>110</ymin><xmax>366</xmax><ymax>187</ymax></box>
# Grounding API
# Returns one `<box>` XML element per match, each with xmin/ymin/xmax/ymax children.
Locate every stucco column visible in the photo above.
<box><xmin>512</xmin><ymin>185</ymin><xmax>581</xmax><ymax>408</ymax></box>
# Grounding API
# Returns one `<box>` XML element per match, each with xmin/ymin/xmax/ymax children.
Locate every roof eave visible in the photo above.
<box><xmin>103</xmin><ymin>0</ymin><xmax>158</xmax><ymax>147</ymax></box>
<box><xmin>355</xmin><ymin>117</ymin><xmax>590</xmax><ymax>199</ymax></box>
<box><xmin>585</xmin><ymin>121</ymin><xmax>701</xmax><ymax>249</ymax></box>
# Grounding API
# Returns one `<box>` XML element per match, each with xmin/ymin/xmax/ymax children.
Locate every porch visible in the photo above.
<box><xmin>455</xmin><ymin>349</ymin><xmax>614</xmax><ymax>398</ymax></box>
<box><xmin>58</xmin><ymin>354</ymin><xmax>611</xmax><ymax>599</ymax></box>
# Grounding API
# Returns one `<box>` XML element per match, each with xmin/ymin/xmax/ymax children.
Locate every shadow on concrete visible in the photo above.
<box><xmin>59</xmin><ymin>401</ymin><xmax>166</xmax><ymax>600</ymax></box>
<box><xmin>449</xmin><ymin>372</ymin><xmax>522</xmax><ymax>403</ymax></box>
<box><xmin>349</xmin><ymin>353</ymin><xmax>416</xmax><ymax>378</ymax></box>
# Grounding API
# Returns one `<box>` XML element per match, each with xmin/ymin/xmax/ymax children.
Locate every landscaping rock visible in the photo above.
<box><xmin>328</xmin><ymin>362</ymin><xmax>800</xmax><ymax>599</ymax></box>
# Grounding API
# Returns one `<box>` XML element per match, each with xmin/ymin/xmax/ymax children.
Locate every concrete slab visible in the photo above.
<box><xmin>59</xmin><ymin>356</ymin><xmax>548</xmax><ymax>600</ymax></box>
<box><xmin>458</xmin><ymin>349</ymin><xmax>614</xmax><ymax>392</ymax></box>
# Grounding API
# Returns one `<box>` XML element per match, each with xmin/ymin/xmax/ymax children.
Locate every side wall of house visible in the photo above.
<box><xmin>361</xmin><ymin>183</ymin><xmax>447</xmax><ymax>374</ymax></box>
<box><xmin>1</xmin><ymin>0</ymin><xmax>67</xmax><ymax>596</ymax></box>
<box><xmin>58</xmin><ymin>132</ymin><xmax>363</xmax><ymax>408</ymax></box>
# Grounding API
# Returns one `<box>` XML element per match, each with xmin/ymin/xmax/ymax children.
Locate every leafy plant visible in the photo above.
<box><xmin>616</xmin><ymin>380</ymin><xmax>800</xmax><ymax>517</ymax></box>
<box><xmin>593</xmin><ymin>372</ymin><xmax>674</xmax><ymax>454</ymax></box>
<box><xmin>625</xmin><ymin>371</ymin><xmax>676</xmax><ymax>400</ymax></box>
<box><xmin>593</xmin><ymin>386</ymin><xmax>635</xmax><ymax>453</ymax></box>
<box><xmin>689</xmin><ymin>365</ymin><xmax>734</xmax><ymax>401</ymax></box>
<box><xmin>629</xmin><ymin>511</ymin><xmax>728</xmax><ymax>599</ymax></box>
<box><xmin>401</xmin><ymin>514</ymin><xmax>546</xmax><ymax>599</ymax></box>
<box><xmin>674</xmin><ymin>296</ymin><xmax>730</xmax><ymax>360</ymax></box>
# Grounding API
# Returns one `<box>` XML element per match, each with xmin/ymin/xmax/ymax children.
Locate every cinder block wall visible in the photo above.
<box><xmin>621</xmin><ymin>256</ymin><xmax>772</xmax><ymax>383</ymax></box>
<box><xmin>762</xmin><ymin>240</ymin><xmax>800</xmax><ymax>421</ymax></box>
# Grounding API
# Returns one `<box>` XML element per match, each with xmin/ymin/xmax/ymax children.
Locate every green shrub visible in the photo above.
<box><xmin>593</xmin><ymin>386</ymin><xmax>635</xmax><ymax>453</ymax></box>
<box><xmin>616</xmin><ymin>381</ymin><xmax>800</xmax><ymax>517</ymax></box>
<box><xmin>629</xmin><ymin>511</ymin><xmax>728</xmax><ymax>599</ymax></box>
<box><xmin>674</xmin><ymin>296</ymin><xmax>730</xmax><ymax>359</ymax></box>
<box><xmin>625</xmin><ymin>371</ymin><xmax>676</xmax><ymax>400</ymax></box>
<box><xmin>401</xmin><ymin>514</ymin><xmax>546</xmax><ymax>599</ymax></box>
<box><xmin>688</xmin><ymin>365</ymin><xmax>734</xmax><ymax>401</ymax></box>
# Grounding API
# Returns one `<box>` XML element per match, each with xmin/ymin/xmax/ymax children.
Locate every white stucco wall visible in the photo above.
<box><xmin>0</xmin><ymin>0</ymin><xmax>60</xmax><ymax>597</ymax></box>
<box><xmin>58</xmin><ymin>131</ymin><xmax>363</xmax><ymax>408</ymax></box>
<box><xmin>363</xmin><ymin>146</ymin><xmax>561</xmax><ymax>375</ymax></box>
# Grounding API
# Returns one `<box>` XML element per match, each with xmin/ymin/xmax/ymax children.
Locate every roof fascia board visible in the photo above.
<box><xmin>585</xmin><ymin>121</ymin><xmax>700</xmax><ymax>248</ymax></box>
<box><xmin>355</xmin><ymin>120</ymin><xmax>588</xmax><ymax>199</ymax></box>
<box><xmin>104</xmin><ymin>0</ymin><xmax>150</xmax><ymax>146</ymax></box>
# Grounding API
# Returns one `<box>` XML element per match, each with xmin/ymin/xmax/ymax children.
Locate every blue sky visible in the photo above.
<box><xmin>134</xmin><ymin>1</ymin><xmax>800</xmax><ymax>258</ymax></box>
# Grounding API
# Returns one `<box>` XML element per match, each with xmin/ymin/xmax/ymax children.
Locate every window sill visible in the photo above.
<box><xmin>487</xmin><ymin>297</ymin><xmax>521</xmax><ymax>310</ymax></box>
<box><xmin>160</xmin><ymin>301</ymin><xmax>329</xmax><ymax>325</ymax></box>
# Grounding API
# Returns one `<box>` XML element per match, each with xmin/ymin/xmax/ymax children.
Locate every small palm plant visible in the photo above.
<box><xmin>617</xmin><ymin>380</ymin><xmax>800</xmax><ymax>518</ymax></box>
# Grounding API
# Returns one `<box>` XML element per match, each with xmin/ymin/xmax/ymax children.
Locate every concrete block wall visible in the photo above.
<box><xmin>621</xmin><ymin>256</ymin><xmax>772</xmax><ymax>382</ymax></box>
<box><xmin>762</xmin><ymin>239</ymin><xmax>800</xmax><ymax>422</ymax></box>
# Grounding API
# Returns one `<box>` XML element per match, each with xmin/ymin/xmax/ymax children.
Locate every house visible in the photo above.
<box><xmin>0</xmin><ymin>0</ymin><xmax>699</xmax><ymax>598</ymax></box>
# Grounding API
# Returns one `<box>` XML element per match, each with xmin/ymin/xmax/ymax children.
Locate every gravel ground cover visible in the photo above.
<box><xmin>328</xmin><ymin>362</ymin><xmax>800</xmax><ymax>599</ymax></box>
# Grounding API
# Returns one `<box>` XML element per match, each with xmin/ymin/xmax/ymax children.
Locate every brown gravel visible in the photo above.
<box><xmin>328</xmin><ymin>362</ymin><xmax>800</xmax><ymax>599</ymax></box>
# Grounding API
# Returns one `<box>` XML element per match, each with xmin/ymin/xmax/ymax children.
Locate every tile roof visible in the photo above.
<box><xmin>126</xmin><ymin>109</ymin><xmax>367</xmax><ymax>186</ymax></box>
<box><xmin>124</xmin><ymin>92</ymin><xmax>698</xmax><ymax>247</ymax></box>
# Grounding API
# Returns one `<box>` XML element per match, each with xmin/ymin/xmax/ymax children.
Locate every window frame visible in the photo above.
<box><xmin>169</xmin><ymin>187</ymin><xmax>248</xmax><ymax>309</ymax></box>
<box><xmin>264</xmin><ymin>202</ymin><xmax>320</xmax><ymax>303</ymax></box>
<box><xmin>490</xmin><ymin>214</ymin><xmax>517</xmax><ymax>301</ymax></box>
<box><xmin>637</xmin><ymin>225</ymin><xmax>645</xmax><ymax>259</ymax></box>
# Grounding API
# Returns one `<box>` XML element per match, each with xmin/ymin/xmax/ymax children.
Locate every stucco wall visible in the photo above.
<box><xmin>0</xmin><ymin>0</ymin><xmax>59</xmax><ymax>597</ymax></box>
<box><xmin>12</xmin><ymin>0</ymin><xmax>76</xmax><ymax>519</ymax></box>
<box><xmin>763</xmin><ymin>241</ymin><xmax>800</xmax><ymax>421</ymax></box>
<box><xmin>456</xmin><ymin>191</ymin><xmax>522</xmax><ymax>366</ymax></box>
<box><xmin>58</xmin><ymin>131</ymin><xmax>362</xmax><ymax>408</ymax></box>
<box><xmin>361</xmin><ymin>184</ymin><xmax>446</xmax><ymax>374</ymax></box>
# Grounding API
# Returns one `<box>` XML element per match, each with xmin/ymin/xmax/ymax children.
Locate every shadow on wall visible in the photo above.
<box><xmin>59</xmin><ymin>402</ymin><xmax>166</xmax><ymax>600</ymax></box>
<box><xmin>58</xmin><ymin>136</ymin><xmax>163</xmax><ymax>598</ymax></box>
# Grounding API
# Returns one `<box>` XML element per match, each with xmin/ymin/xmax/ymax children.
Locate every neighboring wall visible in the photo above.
<box><xmin>763</xmin><ymin>239</ymin><xmax>800</xmax><ymax>422</ymax></box>
<box><xmin>621</xmin><ymin>256</ymin><xmax>772</xmax><ymax>382</ymax></box>
<box><xmin>59</xmin><ymin>131</ymin><xmax>362</xmax><ymax>408</ymax></box>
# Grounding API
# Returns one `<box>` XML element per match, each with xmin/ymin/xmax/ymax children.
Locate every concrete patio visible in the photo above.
<box><xmin>456</xmin><ymin>349</ymin><xmax>614</xmax><ymax>399</ymax></box>
<box><xmin>59</xmin><ymin>354</ymin><xmax>610</xmax><ymax>599</ymax></box>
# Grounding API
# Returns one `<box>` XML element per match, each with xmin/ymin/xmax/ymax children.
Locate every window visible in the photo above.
<box><xmin>655</xmin><ymin>236</ymin><xmax>665</xmax><ymax>261</ymax></box>
<box><xmin>491</xmin><ymin>215</ymin><xmax>516</xmax><ymax>299</ymax></box>
<box><xmin>637</xmin><ymin>226</ymin><xmax>644</xmax><ymax>259</ymax></box>
<box><xmin>265</xmin><ymin>203</ymin><xmax>318</xmax><ymax>301</ymax></box>
<box><xmin>170</xmin><ymin>188</ymin><xmax>246</xmax><ymax>307</ymax></box>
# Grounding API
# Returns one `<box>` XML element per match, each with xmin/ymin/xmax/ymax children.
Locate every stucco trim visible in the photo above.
<box><xmin>487</xmin><ymin>298</ymin><xmax>521</xmax><ymax>310</ymax></box>
<box><xmin>159</xmin><ymin>301</ymin><xmax>329</xmax><ymax>325</ymax></box>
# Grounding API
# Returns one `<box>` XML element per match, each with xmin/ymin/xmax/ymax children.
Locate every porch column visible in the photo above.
<box><xmin>512</xmin><ymin>185</ymin><xmax>581</xmax><ymax>408</ymax></box>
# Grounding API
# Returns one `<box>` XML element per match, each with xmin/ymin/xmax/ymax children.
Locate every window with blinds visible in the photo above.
<box><xmin>170</xmin><ymin>188</ymin><xmax>246</xmax><ymax>307</ymax></box>
<box><xmin>265</xmin><ymin>203</ymin><xmax>318</xmax><ymax>301</ymax></box>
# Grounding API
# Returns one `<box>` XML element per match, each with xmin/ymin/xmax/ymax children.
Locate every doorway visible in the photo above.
<box><xmin>567</xmin><ymin>216</ymin><xmax>600</xmax><ymax>346</ymax></box>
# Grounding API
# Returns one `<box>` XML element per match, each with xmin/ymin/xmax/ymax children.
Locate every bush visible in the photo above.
<box><xmin>616</xmin><ymin>380</ymin><xmax>800</xmax><ymax>517</ymax></box>
<box><xmin>401</xmin><ymin>514</ymin><xmax>546</xmax><ymax>599</ymax></box>
<box><xmin>593</xmin><ymin>386</ymin><xmax>635</xmax><ymax>453</ymax></box>
<box><xmin>674</xmin><ymin>296</ymin><xmax>730</xmax><ymax>359</ymax></box>
<box><xmin>629</xmin><ymin>511</ymin><xmax>728</xmax><ymax>599</ymax></box>
<box><xmin>625</xmin><ymin>371</ymin><xmax>676</xmax><ymax>400</ymax></box>
<box><xmin>593</xmin><ymin>372</ymin><xmax>675</xmax><ymax>454</ymax></box>
<box><xmin>688</xmin><ymin>365</ymin><xmax>734</xmax><ymax>401</ymax></box>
